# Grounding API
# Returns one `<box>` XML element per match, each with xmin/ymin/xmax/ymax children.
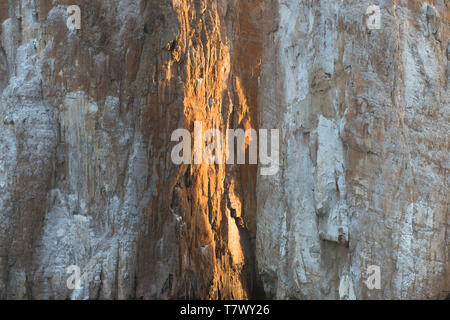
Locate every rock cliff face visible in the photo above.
<box><xmin>0</xmin><ymin>0</ymin><xmax>448</xmax><ymax>300</ymax></box>
<box><xmin>258</xmin><ymin>0</ymin><xmax>449</xmax><ymax>300</ymax></box>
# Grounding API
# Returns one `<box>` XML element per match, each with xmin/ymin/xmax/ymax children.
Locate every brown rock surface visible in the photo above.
<box><xmin>0</xmin><ymin>0</ymin><xmax>448</xmax><ymax>299</ymax></box>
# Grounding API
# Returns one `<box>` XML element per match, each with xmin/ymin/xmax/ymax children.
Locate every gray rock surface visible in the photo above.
<box><xmin>0</xmin><ymin>0</ymin><xmax>448</xmax><ymax>299</ymax></box>
<box><xmin>257</xmin><ymin>0</ymin><xmax>449</xmax><ymax>299</ymax></box>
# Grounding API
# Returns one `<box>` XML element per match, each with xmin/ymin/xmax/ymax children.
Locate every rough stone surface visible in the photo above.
<box><xmin>0</xmin><ymin>0</ymin><xmax>448</xmax><ymax>300</ymax></box>
<box><xmin>257</xmin><ymin>0</ymin><xmax>449</xmax><ymax>300</ymax></box>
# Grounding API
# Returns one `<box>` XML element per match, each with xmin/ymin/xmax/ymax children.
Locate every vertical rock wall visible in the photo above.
<box><xmin>0</xmin><ymin>0</ymin><xmax>448</xmax><ymax>299</ymax></box>
<box><xmin>257</xmin><ymin>0</ymin><xmax>449</xmax><ymax>299</ymax></box>
<box><xmin>0</xmin><ymin>0</ymin><xmax>263</xmax><ymax>299</ymax></box>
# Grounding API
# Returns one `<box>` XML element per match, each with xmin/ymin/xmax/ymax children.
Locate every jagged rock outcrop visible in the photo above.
<box><xmin>0</xmin><ymin>0</ymin><xmax>448</xmax><ymax>300</ymax></box>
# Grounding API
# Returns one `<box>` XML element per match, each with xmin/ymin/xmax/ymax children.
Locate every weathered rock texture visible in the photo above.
<box><xmin>0</xmin><ymin>0</ymin><xmax>448</xmax><ymax>300</ymax></box>
<box><xmin>258</xmin><ymin>0</ymin><xmax>449</xmax><ymax>300</ymax></box>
